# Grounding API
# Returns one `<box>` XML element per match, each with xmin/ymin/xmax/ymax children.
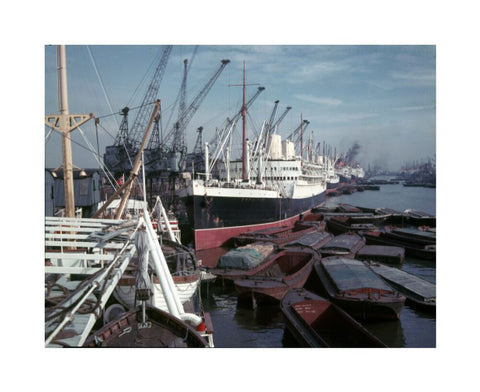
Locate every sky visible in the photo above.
<box><xmin>44</xmin><ymin>44</ymin><xmax>436</xmax><ymax>171</ymax></box>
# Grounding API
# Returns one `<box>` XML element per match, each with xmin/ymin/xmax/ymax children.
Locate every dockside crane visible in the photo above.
<box><xmin>265</xmin><ymin>100</ymin><xmax>280</xmax><ymax>135</ymax></box>
<box><xmin>165</xmin><ymin>59</ymin><xmax>231</xmax><ymax>172</ymax></box>
<box><xmin>286</xmin><ymin>118</ymin><xmax>310</xmax><ymax>147</ymax></box>
<box><xmin>129</xmin><ymin>46</ymin><xmax>172</xmax><ymax>148</ymax></box>
<box><xmin>271</xmin><ymin>105</ymin><xmax>292</xmax><ymax>133</ymax></box>
<box><xmin>103</xmin><ymin>45</ymin><xmax>172</xmax><ymax>176</ymax></box>
<box><xmin>145</xmin><ymin>57</ymin><xmax>189</xmax><ymax>172</ymax></box>
<box><xmin>208</xmin><ymin>86</ymin><xmax>265</xmax><ymax>153</ymax></box>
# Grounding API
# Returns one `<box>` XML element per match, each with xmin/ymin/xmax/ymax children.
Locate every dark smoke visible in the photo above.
<box><xmin>345</xmin><ymin>142</ymin><xmax>361</xmax><ymax>165</ymax></box>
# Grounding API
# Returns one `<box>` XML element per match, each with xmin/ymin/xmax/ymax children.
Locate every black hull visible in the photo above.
<box><xmin>184</xmin><ymin>191</ymin><xmax>326</xmax><ymax>231</ymax></box>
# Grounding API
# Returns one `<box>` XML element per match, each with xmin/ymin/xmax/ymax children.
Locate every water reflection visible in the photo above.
<box><xmin>363</xmin><ymin>319</ymin><xmax>406</xmax><ymax>348</ymax></box>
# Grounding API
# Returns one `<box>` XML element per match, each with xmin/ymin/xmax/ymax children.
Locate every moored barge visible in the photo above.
<box><xmin>312</xmin><ymin>256</ymin><xmax>405</xmax><ymax>321</ymax></box>
<box><xmin>281</xmin><ymin>288</ymin><xmax>387</xmax><ymax>347</ymax></box>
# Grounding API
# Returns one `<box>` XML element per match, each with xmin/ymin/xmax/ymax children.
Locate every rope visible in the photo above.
<box><xmin>86</xmin><ymin>45</ymin><xmax>119</xmax><ymax>130</ymax></box>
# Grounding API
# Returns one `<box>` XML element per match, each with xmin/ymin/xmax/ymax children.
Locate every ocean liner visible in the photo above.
<box><xmin>179</xmin><ymin>65</ymin><xmax>327</xmax><ymax>251</ymax></box>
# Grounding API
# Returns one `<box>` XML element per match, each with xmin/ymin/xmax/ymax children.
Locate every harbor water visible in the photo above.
<box><xmin>199</xmin><ymin>179</ymin><xmax>436</xmax><ymax>348</ymax></box>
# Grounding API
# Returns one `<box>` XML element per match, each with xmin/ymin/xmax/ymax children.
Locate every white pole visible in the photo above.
<box><xmin>143</xmin><ymin>209</ymin><xmax>183</xmax><ymax>316</ymax></box>
<box><xmin>142</xmin><ymin>151</ymin><xmax>147</xmax><ymax>205</ymax></box>
<box><xmin>142</xmin><ymin>209</ymin><xmax>203</xmax><ymax>326</ymax></box>
<box><xmin>155</xmin><ymin>196</ymin><xmax>177</xmax><ymax>243</ymax></box>
<box><xmin>226</xmin><ymin>146</ymin><xmax>230</xmax><ymax>183</ymax></box>
<box><xmin>205</xmin><ymin>142</ymin><xmax>210</xmax><ymax>181</ymax></box>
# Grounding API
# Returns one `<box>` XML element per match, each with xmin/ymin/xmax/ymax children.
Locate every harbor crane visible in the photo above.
<box><xmin>270</xmin><ymin>105</ymin><xmax>292</xmax><ymax>133</ymax></box>
<box><xmin>104</xmin><ymin>45</ymin><xmax>172</xmax><ymax>176</ymax></box>
<box><xmin>265</xmin><ymin>100</ymin><xmax>280</xmax><ymax>135</ymax></box>
<box><xmin>163</xmin><ymin>59</ymin><xmax>230</xmax><ymax>172</ymax></box>
<box><xmin>129</xmin><ymin>46</ymin><xmax>172</xmax><ymax>148</ymax></box>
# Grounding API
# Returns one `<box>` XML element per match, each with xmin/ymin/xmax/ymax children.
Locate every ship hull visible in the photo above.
<box><xmin>182</xmin><ymin>183</ymin><xmax>326</xmax><ymax>250</ymax></box>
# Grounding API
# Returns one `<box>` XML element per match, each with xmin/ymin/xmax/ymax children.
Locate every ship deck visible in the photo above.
<box><xmin>45</xmin><ymin>216</ymin><xmax>140</xmax><ymax>347</ymax></box>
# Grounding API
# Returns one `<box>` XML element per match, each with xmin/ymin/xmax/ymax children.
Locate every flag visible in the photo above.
<box><xmin>116</xmin><ymin>174</ymin><xmax>124</xmax><ymax>185</ymax></box>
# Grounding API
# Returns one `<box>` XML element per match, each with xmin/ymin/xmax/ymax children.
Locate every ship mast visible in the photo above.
<box><xmin>300</xmin><ymin>113</ymin><xmax>304</xmax><ymax>164</ymax></box>
<box><xmin>45</xmin><ymin>45</ymin><xmax>94</xmax><ymax>217</ymax></box>
<box><xmin>230</xmin><ymin>62</ymin><xmax>259</xmax><ymax>181</ymax></box>
<box><xmin>241</xmin><ymin>62</ymin><xmax>247</xmax><ymax>180</ymax></box>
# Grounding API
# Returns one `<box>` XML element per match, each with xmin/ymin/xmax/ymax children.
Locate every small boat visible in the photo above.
<box><xmin>280</xmin><ymin>288</ymin><xmax>387</xmax><ymax>347</ymax></box>
<box><xmin>404</xmin><ymin>209</ymin><xmax>436</xmax><ymax>227</ymax></box>
<box><xmin>312</xmin><ymin>256</ymin><xmax>405</xmax><ymax>321</ymax></box>
<box><xmin>387</xmin><ymin>227</ymin><xmax>436</xmax><ymax>245</ymax></box>
<box><xmin>84</xmin><ymin>305</ymin><xmax>209</xmax><ymax>347</ymax></box>
<box><xmin>325</xmin><ymin>216</ymin><xmax>378</xmax><ymax>236</ymax></box>
<box><xmin>356</xmin><ymin>245</ymin><xmax>405</xmax><ymax>265</ymax></box>
<box><xmin>363</xmin><ymin>230</ymin><xmax>436</xmax><ymax>261</ymax></box>
<box><xmin>232</xmin><ymin>222</ymin><xmax>317</xmax><ymax>247</ymax></box>
<box><xmin>319</xmin><ymin>232</ymin><xmax>365</xmax><ymax>258</ymax></box>
<box><xmin>297</xmin><ymin>212</ymin><xmax>326</xmax><ymax>228</ymax></box>
<box><xmin>341</xmin><ymin>186</ymin><xmax>356</xmax><ymax>194</ymax></box>
<box><xmin>337</xmin><ymin>203</ymin><xmax>362</xmax><ymax>213</ymax></box>
<box><xmin>353</xmin><ymin>205</ymin><xmax>378</xmax><ymax>213</ymax></box>
<box><xmin>234</xmin><ymin>247</ymin><xmax>317</xmax><ymax>308</ymax></box>
<box><xmin>284</xmin><ymin>230</ymin><xmax>333</xmax><ymax>251</ymax></box>
<box><xmin>375</xmin><ymin>207</ymin><xmax>406</xmax><ymax>224</ymax></box>
<box><xmin>209</xmin><ymin>242</ymin><xmax>277</xmax><ymax>284</ymax></box>
<box><xmin>366</xmin><ymin>262</ymin><xmax>436</xmax><ymax>313</ymax></box>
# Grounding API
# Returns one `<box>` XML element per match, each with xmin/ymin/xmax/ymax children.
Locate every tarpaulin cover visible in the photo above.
<box><xmin>218</xmin><ymin>243</ymin><xmax>274</xmax><ymax>270</ymax></box>
<box><xmin>321</xmin><ymin>258</ymin><xmax>391</xmax><ymax>292</ymax></box>
<box><xmin>322</xmin><ymin>233</ymin><xmax>362</xmax><ymax>251</ymax></box>
<box><xmin>287</xmin><ymin>231</ymin><xmax>331</xmax><ymax>248</ymax></box>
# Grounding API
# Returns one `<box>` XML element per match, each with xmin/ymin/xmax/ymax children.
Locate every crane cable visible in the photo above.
<box><xmin>86</xmin><ymin>46</ymin><xmax>119</xmax><ymax>130</ymax></box>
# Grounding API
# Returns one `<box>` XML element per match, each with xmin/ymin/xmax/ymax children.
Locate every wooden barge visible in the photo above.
<box><xmin>234</xmin><ymin>247</ymin><xmax>317</xmax><ymax>308</ymax></box>
<box><xmin>281</xmin><ymin>288</ymin><xmax>387</xmax><ymax>347</ymax></box>
<box><xmin>363</xmin><ymin>230</ymin><xmax>436</xmax><ymax>261</ymax></box>
<box><xmin>209</xmin><ymin>242</ymin><xmax>277</xmax><ymax>284</ymax></box>
<box><xmin>404</xmin><ymin>209</ymin><xmax>436</xmax><ymax>227</ymax></box>
<box><xmin>319</xmin><ymin>232</ymin><xmax>365</xmax><ymax>258</ymax></box>
<box><xmin>284</xmin><ymin>230</ymin><xmax>334</xmax><ymax>251</ymax></box>
<box><xmin>232</xmin><ymin>221</ymin><xmax>318</xmax><ymax>247</ymax></box>
<box><xmin>366</xmin><ymin>262</ymin><xmax>436</xmax><ymax>313</ymax></box>
<box><xmin>325</xmin><ymin>216</ymin><xmax>378</xmax><ymax>236</ymax></box>
<box><xmin>312</xmin><ymin>256</ymin><xmax>405</xmax><ymax>321</ymax></box>
<box><xmin>356</xmin><ymin>245</ymin><xmax>405</xmax><ymax>265</ymax></box>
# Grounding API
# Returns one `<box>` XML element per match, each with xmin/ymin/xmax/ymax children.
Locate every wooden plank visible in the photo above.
<box><xmin>45</xmin><ymin>266</ymin><xmax>105</xmax><ymax>275</ymax></box>
<box><xmin>45</xmin><ymin>217</ymin><xmax>125</xmax><ymax>225</ymax></box>
<box><xmin>45</xmin><ymin>240</ymin><xmax>125</xmax><ymax>249</ymax></box>
<box><xmin>45</xmin><ymin>233</ymin><xmax>91</xmax><ymax>240</ymax></box>
<box><xmin>88</xmin><ymin>226</ymin><xmax>136</xmax><ymax>242</ymax></box>
<box><xmin>45</xmin><ymin>252</ymin><xmax>116</xmax><ymax>261</ymax></box>
<box><xmin>45</xmin><ymin>227</ymin><xmax>105</xmax><ymax>233</ymax></box>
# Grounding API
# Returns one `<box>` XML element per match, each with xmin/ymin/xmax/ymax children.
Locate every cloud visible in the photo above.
<box><xmin>293</xmin><ymin>94</ymin><xmax>342</xmax><ymax>106</ymax></box>
<box><xmin>312</xmin><ymin>112</ymin><xmax>378</xmax><ymax>124</ymax></box>
<box><xmin>393</xmin><ymin>104</ymin><xmax>435</xmax><ymax>112</ymax></box>
<box><xmin>391</xmin><ymin>68</ymin><xmax>435</xmax><ymax>86</ymax></box>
